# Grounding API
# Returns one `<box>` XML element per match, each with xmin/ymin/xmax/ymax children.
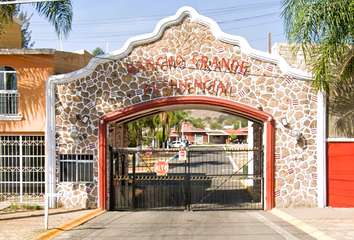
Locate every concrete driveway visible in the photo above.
<box><xmin>55</xmin><ymin>211</ymin><xmax>314</xmax><ymax>240</ymax></box>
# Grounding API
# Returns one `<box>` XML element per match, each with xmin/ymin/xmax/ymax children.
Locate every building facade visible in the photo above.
<box><xmin>45</xmin><ymin>7</ymin><xmax>328</xmax><ymax>210</ymax></box>
<box><xmin>0</xmin><ymin>20</ymin><xmax>93</xmax><ymax>204</ymax></box>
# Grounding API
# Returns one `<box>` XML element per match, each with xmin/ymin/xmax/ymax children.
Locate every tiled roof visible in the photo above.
<box><xmin>225</xmin><ymin>127</ymin><xmax>248</xmax><ymax>135</ymax></box>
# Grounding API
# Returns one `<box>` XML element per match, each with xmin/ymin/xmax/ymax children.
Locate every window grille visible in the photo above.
<box><xmin>59</xmin><ymin>154</ymin><xmax>93</xmax><ymax>182</ymax></box>
<box><xmin>0</xmin><ymin>66</ymin><xmax>19</xmax><ymax>115</ymax></box>
<box><xmin>0</xmin><ymin>135</ymin><xmax>45</xmax><ymax>203</ymax></box>
<box><xmin>0</xmin><ymin>92</ymin><xmax>19</xmax><ymax>115</ymax></box>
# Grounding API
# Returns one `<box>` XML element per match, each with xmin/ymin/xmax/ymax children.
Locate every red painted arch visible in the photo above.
<box><xmin>98</xmin><ymin>96</ymin><xmax>275</xmax><ymax>210</ymax></box>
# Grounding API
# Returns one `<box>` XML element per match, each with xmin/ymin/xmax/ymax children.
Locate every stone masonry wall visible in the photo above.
<box><xmin>54</xmin><ymin>17</ymin><xmax>318</xmax><ymax>208</ymax></box>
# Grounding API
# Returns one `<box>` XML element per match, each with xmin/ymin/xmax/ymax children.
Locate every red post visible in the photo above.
<box><xmin>266</xmin><ymin>120</ymin><xmax>275</xmax><ymax>210</ymax></box>
<box><xmin>99</xmin><ymin>120</ymin><xmax>107</xmax><ymax>209</ymax></box>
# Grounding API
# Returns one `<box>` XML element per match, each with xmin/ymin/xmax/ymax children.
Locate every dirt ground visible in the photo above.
<box><xmin>0</xmin><ymin>207</ymin><xmax>95</xmax><ymax>240</ymax></box>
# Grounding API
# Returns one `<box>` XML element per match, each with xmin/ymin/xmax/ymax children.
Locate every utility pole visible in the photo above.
<box><xmin>268</xmin><ymin>32</ymin><xmax>272</xmax><ymax>53</ymax></box>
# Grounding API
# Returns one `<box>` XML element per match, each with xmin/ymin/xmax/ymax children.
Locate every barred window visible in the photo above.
<box><xmin>0</xmin><ymin>66</ymin><xmax>19</xmax><ymax>115</ymax></box>
<box><xmin>0</xmin><ymin>135</ymin><xmax>45</xmax><ymax>203</ymax></box>
<box><xmin>59</xmin><ymin>154</ymin><xmax>93</xmax><ymax>182</ymax></box>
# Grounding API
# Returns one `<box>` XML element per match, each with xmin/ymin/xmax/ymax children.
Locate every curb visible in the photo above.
<box><xmin>32</xmin><ymin>209</ymin><xmax>106</xmax><ymax>240</ymax></box>
<box><xmin>270</xmin><ymin>208</ymin><xmax>337</xmax><ymax>240</ymax></box>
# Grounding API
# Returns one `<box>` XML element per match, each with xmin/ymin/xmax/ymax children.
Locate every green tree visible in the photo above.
<box><xmin>224</xmin><ymin>116</ymin><xmax>247</xmax><ymax>129</ymax></box>
<box><xmin>189</xmin><ymin>117</ymin><xmax>205</xmax><ymax>129</ymax></box>
<box><xmin>282</xmin><ymin>0</ymin><xmax>354</xmax><ymax>136</ymax></box>
<box><xmin>230</xmin><ymin>134</ymin><xmax>237</xmax><ymax>141</ymax></box>
<box><xmin>217</xmin><ymin>114</ymin><xmax>228</xmax><ymax>124</ymax></box>
<box><xmin>203</xmin><ymin>116</ymin><xmax>211</xmax><ymax>122</ymax></box>
<box><xmin>157</xmin><ymin>112</ymin><xmax>173</xmax><ymax>148</ymax></box>
<box><xmin>92</xmin><ymin>47</ymin><xmax>105</xmax><ymax>56</ymax></box>
<box><xmin>143</xmin><ymin>115</ymin><xmax>159</xmax><ymax>147</ymax></box>
<box><xmin>0</xmin><ymin>4</ymin><xmax>17</xmax><ymax>37</ymax></box>
<box><xmin>128</xmin><ymin>120</ymin><xmax>144</xmax><ymax>147</ymax></box>
<box><xmin>281</xmin><ymin>0</ymin><xmax>354</xmax><ymax>92</ymax></box>
<box><xmin>0</xmin><ymin>1</ymin><xmax>72</xmax><ymax>39</ymax></box>
<box><xmin>18</xmin><ymin>11</ymin><xmax>34</xmax><ymax>49</ymax></box>
<box><xmin>209</xmin><ymin>122</ymin><xmax>223</xmax><ymax>130</ymax></box>
<box><xmin>156</xmin><ymin>131</ymin><xmax>168</xmax><ymax>148</ymax></box>
<box><xmin>170</xmin><ymin>110</ymin><xmax>190</xmax><ymax>137</ymax></box>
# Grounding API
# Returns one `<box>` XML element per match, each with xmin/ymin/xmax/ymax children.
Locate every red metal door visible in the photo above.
<box><xmin>327</xmin><ymin>142</ymin><xmax>354</xmax><ymax>207</ymax></box>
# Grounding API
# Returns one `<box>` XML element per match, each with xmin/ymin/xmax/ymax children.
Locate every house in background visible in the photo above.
<box><xmin>225</xmin><ymin>127</ymin><xmax>248</xmax><ymax>143</ymax></box>
<box><xmin>169</xmin><ymin>123</ymin><xmax>248</xmax><ymax>145</ymax></box>
<box><xmin>0</xmin><ymin>18</ymin><xmax>93</xmax><ymax>204</ymax></box>
<box><xmin>206</xmin><ymin>130</ymin><xmax>229</xmax><ymax>144</ymax></box>
<box><xmin>180</xmin><ymin>122</ymin><xmax>208</xmax><ymax>144</ymax></box>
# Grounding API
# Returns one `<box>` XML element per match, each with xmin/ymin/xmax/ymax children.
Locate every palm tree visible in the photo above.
<box><xmin>282</xmin><ymin>0</ymin><xmax>354</xmax><ymax>137</ymax></box>
<box><xmin>128</xmin><ymin>120</ymin><xmax>144</xmax><ymax>147</ymax></box>
<box><xmin>144</xmin><ymin>115</ymin><xmax>159</xmax><ymax>147</ymax></box>
<box><xmin>171</xmin><ymin>110</ymin><xmax>190</xmax><ymax>139</ymax></box>
<box><xmin>158</xmin><ymin>112</ymin><xmax>173</xmax><ymax>148</ymax></box>
<box><xmin>281</xmin><ymin>0</ymin><xmax>354</xmax><ymax>92</ymax></box>
<box><xmin>0</xmin><ymin>1</ymin><xmax>73</xmax><ymax>39</ymax></box>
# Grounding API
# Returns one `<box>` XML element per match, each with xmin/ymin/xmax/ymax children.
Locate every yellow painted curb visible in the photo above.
<box><xmin>32</xmin><ymin>209</ymin><xmax>106</xmax><ymax>240</ymax></box>
<box><xmin>270</xmin><ymin>208</ymin><xmax>337</xmax><ymax>240</ymax></box>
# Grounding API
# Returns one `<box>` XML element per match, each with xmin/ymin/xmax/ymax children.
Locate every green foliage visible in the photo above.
<box><xmin>127</xmin><ymin>111</ymin><xmax>191</xmax><ymax>147</ymax></box>
<box><xmin>33</xmin><ymin>1</ymin><xmax>73</xmax><ymax>38</ymax></box>
<box><xmin>217</xmin><ymin>115</ymin><xmax>228</xmax><ymax>124</ymax></box>
<box><xmin>18</xmin><ymin>11</ymin><xmax>35</xmax><ymax>49</ymax></box>
<box><xmin>209</xmin><ymin>122</ymin><xmax>223</xmax><ymax>130</ymax></box>
<box><xmin>20</xmin><ymin>204</ymin><xmax>41</xmax><ymax>210</ymax></box>
<box><xmin>282</xmin><ymin>0</ymin><xmax>354</xmax><ymax>137</ymax></box>
<box><xmin>155</xmin><ymin>131</ymin><xmax>168</xmax><ymax>147</ymax></box>
<box><xmin>92</xmin><ymin>47</ymin><xmax>105</xmax><ymax>57</ymax></box>
<box><xmin>203</xmin><ymin>116</ymin><xmax>211</xmax><ymax>122</ymax></box>
<box><xmin>189</xmin><ymin>117</ymin><xmax>205</xmax><ymax>129</ymax></box>
<box><xmin>281</xmin><ymin>0</ymin><xmax>354</xmax><ymax>92</ymax></box>
<box><xmin>0</xmin><ymin>4</ymin><xmax>17</xmax><ymax>38</ymax></box>
<box><xmin>170</xmin><ymin>110</ymin><xmax>191</xmax><ymax>136</ymax></box>
<box><xmin>230</xmin><ymin>134</ymin><xmax>237</xmax><ymax>140</ymax></box>
<box><xmin>0</xmin><ymin>1</ymin><xmax>72</xmax><ymax>40</ymax></box>
<box><xmin>128</xmin><ymin>119</ymin><xmax>147</xmax><ymax>147</ymax></box>
<box><xmin>9</xmin><ymin>204</ymin><xmax>18</xmax><ymax>211</ymax></box>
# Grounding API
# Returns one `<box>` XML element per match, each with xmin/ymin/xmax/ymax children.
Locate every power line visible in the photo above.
<box><xmin>218</xmin><ymin>12</ymin><xmax>280</xmax><ymax>25</ymax></box>
<box><xmin>28</xmin><ymin>4</ymin><xmax>280</xmax><ymax>27</ymax></box>
<box><xmin>248</xmin><ymin>33</ymin><xmax>283</xmax><ymax>42</ymax></box>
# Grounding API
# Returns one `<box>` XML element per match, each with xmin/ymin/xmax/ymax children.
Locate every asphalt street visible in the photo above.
<box><xmin>55</xmin><ymin>211</ymin><xmax>314</xmax><ymax>240</ymax></box>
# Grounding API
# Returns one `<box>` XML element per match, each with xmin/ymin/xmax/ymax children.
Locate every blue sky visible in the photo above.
<box><xmin>21</xmin><ymin>0</ymin><xmax>286</xmax><ymax>54</ymax></box>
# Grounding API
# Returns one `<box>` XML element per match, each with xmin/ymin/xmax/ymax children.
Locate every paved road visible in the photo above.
<box><xmin>55</xmin><ymin>211</ymin><xmax>314</xmax><ymax>240</ymax></box>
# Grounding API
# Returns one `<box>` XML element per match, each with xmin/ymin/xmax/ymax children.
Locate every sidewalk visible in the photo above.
<box><xmin>0</xmin><ymin>207</ymin><xmax>102</xmax><ymax>240</ymax></box>
<box><xmin>271</xmin><ymin>207</ymin><xmax>354</xmax><ymax>240</ymax></box>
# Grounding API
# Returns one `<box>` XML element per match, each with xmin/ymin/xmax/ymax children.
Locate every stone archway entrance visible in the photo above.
<box><xmin>46</xmin><ymin>7</ymin><xmax>318</xmax><ymax>211</ymax></box>
<box><xmin>98</xmin><ymin>96</ymin><xmax>275</xmax><ymax>210</ymax></box>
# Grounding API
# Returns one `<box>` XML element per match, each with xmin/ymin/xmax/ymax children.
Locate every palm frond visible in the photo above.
<box><xmin>33</xmin><ymin>0</ymin><xmax>72</xmax><ymax>38</ymax></box>
<box><xmin>281</xmin><ymin>0</ymin><xmax>354</xmax><ymax>92</ymax></box>
<box><xmin>0</xmin><ymin>4</ymin><xmax>17</xmax><ymax>37</ymax></box>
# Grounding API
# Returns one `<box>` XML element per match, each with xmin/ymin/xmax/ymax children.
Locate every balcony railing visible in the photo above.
<box><xmin>0</xmin><ymin>92</ymin><xmax>19</xmax><ymax>115</ymax></box>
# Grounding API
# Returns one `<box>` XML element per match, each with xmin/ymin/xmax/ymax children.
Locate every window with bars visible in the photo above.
<box><xmin>59</xmin><ymin>154</ymin><xmax>93</xmax><ymax>182</ymax></box>
<box><xmin>0</xmin><ymin>66</ymin><xmax>19</xmax><ymax>115</ymax></box>
<box><xmin>0</xmin><ymin>135</ymin><xmax>45</xmax><ymax>203</ymax></box>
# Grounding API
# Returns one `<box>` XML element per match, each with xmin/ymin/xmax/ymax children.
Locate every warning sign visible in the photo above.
<box><xmin>154</xmin><ymin>161</ymin><xmax>169</xmax><ymax>175</ymax></box>
<box><xmin>179</xmin><ymin>151</ymin><xmax>186</xmax><ymax>161</ymax></box>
